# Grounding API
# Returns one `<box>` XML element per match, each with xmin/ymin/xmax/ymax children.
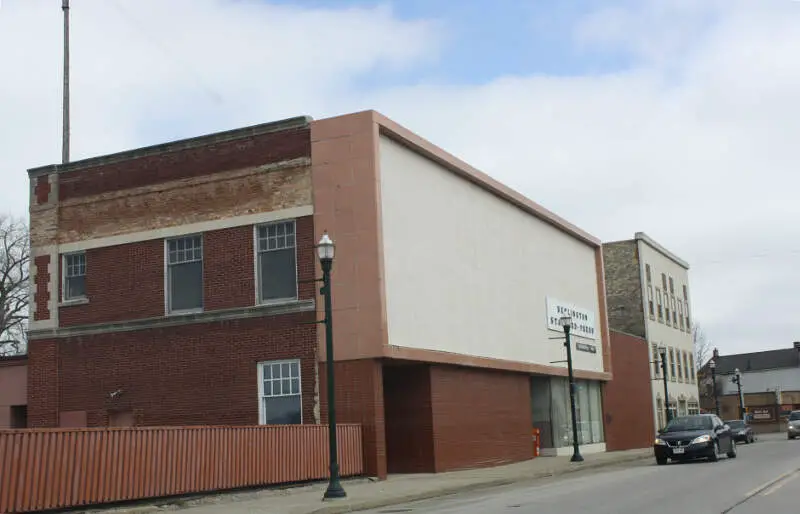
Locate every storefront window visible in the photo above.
<box><xmin>549</xmin><ymin>377</ymin><xmax>605</xmax><ymax>447</ymax></box>
<box><xmin>530</xmin><ymin>376</ymin><xmax>554</xmax><ymax>448</ymax></box>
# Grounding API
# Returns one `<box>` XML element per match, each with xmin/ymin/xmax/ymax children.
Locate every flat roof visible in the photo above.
<box><xmin>604</xmin><ymin>232</ymin><xmax>689</xmax><ymax>269</ymax></box>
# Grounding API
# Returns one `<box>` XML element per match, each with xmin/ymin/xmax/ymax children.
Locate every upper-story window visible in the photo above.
<box><xmin>677</xmin><ymin>300</ymin><xmax>685</xmax><ymax>330</ymax></box>
<box><xmin>682</xmin><ymin>351</ymin><xmax>689</xmax><ymax>382</ymax></box>
<box><xmin>677</xmin><ymin>350</ymin><xmax>683</xmax><ymax>381</ymax></box>
<box><xmin>256</xmin><ymin>220</ymin><xmax>298</xmax><ymax>303</ymax></box>
<box><xmin>652</xmin><ymin>343</ymin><xmax>661</xmax><ymax>377</ymax></box>
<box><xmin>166</xmin><ymin>235</ymin><xmax>203</xmax><ymax>314</ymax></box>
<box><xmin>689</xmin><ymin>354</ymin><xmax>695</xmax><ymax>382</ymax></box>
<box><xmin>656</xmin><ymin>288</ymin><xmax>664</xmax><ymax>322</ymax></box>
<box><xmin>645</xmin><ymin>264</ymin><xmax>652</xmax><ymax>284</ymax></box>
<box><xmin>258</xmin><ymin>359</ymin><xmax>302</xmax><ymax>425</ymax></box>
<box><xmin>661</xmin><ymin>273</ymin><xmax>668</xmax><ymax>291</ymax></box>
<box><xmin>671</xmin><ymin>297</ymin><xmax>678</xmax><ymax>326</ymax></box>
<box><xmin>63</xmin><ymin>252</ymin><xmax>87</xmax><ymax>301</ymax></box>
<box><xmin>669</xmin><ymin>348</ymin><xmax>676</xmax><ymax>379</ymax></box>
<box><xmin>664</xmin><ymin>293</ymin><xmax>671</xmax><ymax>326</ymax></box>
<box><xmin>683</xmin><ymin>285</ymin><xmax>691</xmax><ymax>329</ymax></box>
<box><xmin>647</xmin><ymin>286</ymin><xmax>655</xmax><ymax>319</ymax></box>
<box><xmin>668</xmin><ymin>276</ymin><xmax>674</xmax><ymax>295</ymax></box>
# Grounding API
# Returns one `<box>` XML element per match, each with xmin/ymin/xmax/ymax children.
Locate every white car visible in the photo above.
<box><xmin>787</xmin><ymin>410</ymin><xmax>800</xmax><ymax>440</ymax></box>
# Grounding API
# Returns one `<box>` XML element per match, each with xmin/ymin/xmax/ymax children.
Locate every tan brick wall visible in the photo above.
<box><xmin>58</xmin><ymin>161</ymin><xmax>311</xmax><ymax>244</ymax></box>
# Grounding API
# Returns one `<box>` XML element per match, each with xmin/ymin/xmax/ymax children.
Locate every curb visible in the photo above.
<box><xmin>305</xmin><ymin>453</ymin><xmax>652</xmax><ymax>514</ymax></box>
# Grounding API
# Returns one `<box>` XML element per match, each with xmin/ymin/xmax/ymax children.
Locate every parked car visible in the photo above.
<box><xmin>788</xmin><ymin>410</ymin><xmax>800</xmax><ymax>440</ymax></box>
<box><xmin>654</xmin><ymin>414</ymin><xmax>737</xmax><ymax>465</ymax></box>
<box><xmin>726</xmin><ymin>419</ymin><xmax>755</xmax><ymax>444</ymax></box>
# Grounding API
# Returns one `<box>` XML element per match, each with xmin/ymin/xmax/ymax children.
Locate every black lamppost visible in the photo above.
<box><xmin>709</xmin><ymin>359</ymin><xmax>720</xmax><ymax>416</ymax></box>
<box><xmin>559</xmin><ymin>314</ymin><xmax>583</xmax><ymax>463</ymax></box>
<box><xmin>659</xmin><ymin>346</ymin><xmax>671</xmax><ymax>424</ymax></box>
<box><xmin>317</xmin><ymin>232</ymin><xmax>346</xmax><ymax>500</ymax></box>
<box><xmin>732</xmin><ymin>368</ymin><xmax>744</xmax><ymax>421</ymax></box>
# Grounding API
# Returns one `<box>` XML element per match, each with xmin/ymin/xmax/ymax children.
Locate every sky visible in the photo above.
<box><xmin>1</xmin><ymin>0</ymin><xmax>799</xmax><ymax>357</ymax></box>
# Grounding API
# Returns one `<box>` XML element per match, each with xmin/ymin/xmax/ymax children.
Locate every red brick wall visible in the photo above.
<box><xmin>33</xmin><ymin>255</ymin><xmax>51</xmax><ymax>321</ymax></box>
<box><xmin>429</xmin><ymin>365</ymin><xmax>532</xmax><ymax>472</ymax></box>
<box><xmin>28</xmin><ymin>313</ymin><xmax>318</xmax><ymax>428</ymax></box>
<box><xmin>26</xmin><ymin>339</ymin><xmax>59</xmax><ymax>428</ymax></box>
<box><xmin>603</xmin><ymin>330</ymin><xmax>655</xmax><ymax>451</ymax></box>
<box><xmin>57</xmin><ymin>127</ymin><xmax>310</xmax><ymax>201</ymax></box>
<box><xmin>319</xmin><ymin>359</ymin><xmax>387</xmax><ymax>479</ymax></box>
<box><xmin>383</xmin><ymin>364</ymin><xmax>435</xmax><ymax>473</ymax></box>
<box><xmin>58</xmin><ymin>216</ymin><xmax>315</xmax><ymax>327</ymax></box>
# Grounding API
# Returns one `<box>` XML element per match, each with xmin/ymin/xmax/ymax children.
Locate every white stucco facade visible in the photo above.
<box><xmin>378</xmin><ymin>135</ymin><xmax>604</xmax><ymax>374</ymax></box>
<box><xmin>636</xmin><ymin>234</ymin><xmax>700</xmax><ymax>430</ymax></box>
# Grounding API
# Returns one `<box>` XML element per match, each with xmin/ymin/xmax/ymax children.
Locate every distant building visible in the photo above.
<box><xmin>698</xmin><ymin>346</ymin><xmax>800</xmax><ymax>430</ymax></box>
<box><xmin>26</xmin><ymin>110</ymin><xmax>614</xmax><ymax>476</ymax></box>
<box><xmin>603</xmin><ymin>233</ymin><xmax>699</xmax><ymax>430</ymax></box>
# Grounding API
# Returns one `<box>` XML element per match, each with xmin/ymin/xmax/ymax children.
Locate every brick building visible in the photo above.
<box><xmin>0</xmin><ymin>355</ymin><xmax>27</xmax><ymax>428</ymax></box>
<box><xmin>27</xmin><ymin>110</ymin><xmax>613</xmax><ymax>478</ymax></box>
<box><xmin>603</xmin><ymin>233</ymin><xmax>699</xmax><ymax>431</ymax></box>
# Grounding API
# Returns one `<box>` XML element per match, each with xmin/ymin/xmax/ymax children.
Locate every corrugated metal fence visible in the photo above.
<box><xmin>0</xmin><ymin>424</ymin><xmax>363</xmax><ymax>513</ymax></box>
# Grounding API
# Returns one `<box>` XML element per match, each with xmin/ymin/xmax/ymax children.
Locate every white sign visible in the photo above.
<box><xmin>546</xmin><ymin>297</ymin><xmax>597</xmax><ymax>340</ymax></box>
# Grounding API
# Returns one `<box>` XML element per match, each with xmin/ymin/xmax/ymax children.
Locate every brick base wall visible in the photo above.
<box><xmin>27</xmin><ymin>313</ymin><xmax>318</xmax><ymax>428</ymax></box>
<box><xmin>319</xmin><ymin>359</ymin><xmax>387</xmax><ymax>479</ymax></box>
<box><xmin>603</xmin><ymin>330</ymin><xmax>655</xmax><ymax>451</ymax></box>
<box><xmin>383</xmin><ymin>364</ymin><xmax>434</xmax><ymax>473</ymax></box>
<box><xmin>430</xmin><ymin>365</ymin><xmax>532</xmax><ymax>472</ymax></box>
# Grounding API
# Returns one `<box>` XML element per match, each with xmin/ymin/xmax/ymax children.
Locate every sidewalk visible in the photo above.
<box><xmin>99</xmin><ymin>448</ymin><xmax>653</xmax><ymax>514</ymax></box>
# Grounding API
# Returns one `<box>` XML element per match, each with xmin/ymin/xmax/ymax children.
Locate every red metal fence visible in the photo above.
<box><xmin>0</xmin><ymin>424</ymin><xmax>363</xmax><ymax>513</ymax></box>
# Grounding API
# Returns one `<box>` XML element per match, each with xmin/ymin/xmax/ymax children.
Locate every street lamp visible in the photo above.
<box><xmin>709</xmin><ymin>359</ymin><xmax>720</xmax><ymax>416</ymax></box>
<box><xmin>317</xmin><ymin>232</ymin><xmax>346</xmax><ymax>500</ymax></box>
<box><xmin>658</xmin><ymin>346</ymin><xmax>671</xmax><ymax>424</ymax></box>
<box><xmin>559</xmin><ymin>313</ymin><xmax>584</xmax><ymax>463</ymax></box>
<box><xmin>731</xmin><ymin>368</ymin><xmax>745</xmax><ymax>421</ymax></box>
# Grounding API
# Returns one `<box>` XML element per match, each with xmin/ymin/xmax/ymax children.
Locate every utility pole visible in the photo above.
<box><xmin>62</xmin><ymin>0</ymin><xmax>71</xmax><ymax>164</ymax></box>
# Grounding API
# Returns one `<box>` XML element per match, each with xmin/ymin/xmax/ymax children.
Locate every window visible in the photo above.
<box><xmin>683</xmin><ymin>285</ymin><xmax>691</xmax><ymax>329</ymax></box>
<box><xmin>671</xmin><ymin>297</ymin><xmax>678</xmax><ymax>325</ymax></box>
<box><xmin>689</xmin><ymin>355</ymin><xmax>695</xmax><ymax>382</ymax></box>
<box><xmin>656</xmin><ymin>288</ymin><xmax>664</xmax><ymax>322</ymax></box>
<box><xmin>682</xmin><ymin>352</ymin><xmax>689</xmax><ymax>382</ymax></box>
<box><xmin>63</xmin><ymin>252</ymin><xmax>86</xmax><ymax>301</ymax></box>
<box><xmin>661</xmin><ymin>273</ymin><xmax>668</xmax><ymax>291</ymax></box>
<box><xmin>652</xmin><ymin>344</ymin><xmax>660</xmax><ymax>377</ymax></box>
<box><xmin>668</xmin><ymin>276</ymin><xmax>674</xmax><ymax>295</ymax></box>
<box><xmin>677</xmin><ymin>350</ymin><xmax>683</xmax><ymax>381</ymax></box>
<box><xmin>647</xmin><ymin>286</ymin><xmax>655</xmax><ymax>318</ymax></box>
<box><xmin>688</xmin><ymin>403</ymin><xmax>700</xmax><ymax>415</ymax></box>
<box><xmin>678</xmin><ymin>300</ymin><xmax>685</xmax><ymax>330</ymax></box>
<box><xmin>166</xmin><ymin>235</ymin><xmax>203</xmax><ymax>313</ymax></box>
<box><xmin>668</xmin><ymin>401</ymin><xmax>677</xmax><ymax>421</ymax></box>
<box><xmin>258</xmin><ymin>360</ymin><xmax>302</xmax><ymax>424</ymax></box>
<box><xmin>669</xmin><ymin>348</ymin><xmax>676</xmax><ymax>379</ymax></box>
<box><xmin>664</xmin><ymin>293</ymin><xmax>671</xmax><ymax>326</ymax></box>
<box><xmin>256</xmin><ymin>221</ymin><xmax>298</xmax><ymax>303</ymax></box>
<box><xmin>551</xmin><ymin>378</ymin><xmax>604</xmax><ymax>447</ymax></box>
<box><xmin>645</xmin><ymin>264</ymin><xmax>652</xmax><ymax>284</ymax></box>
<box><xmin>656</xmin><ymin>398</ymin><xmax>665</xmax><ymax>429</ymax></box>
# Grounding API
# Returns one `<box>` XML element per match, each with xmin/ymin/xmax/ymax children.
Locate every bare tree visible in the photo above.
<box><xmin>693</xmin><ymin>323</ymin><xmax>712</xmax><ymax>369</ymax></box>
<box><xmin>0</xmin><ymin>216</ymin><xmax>29</xmax><ymax>356</ymax></box>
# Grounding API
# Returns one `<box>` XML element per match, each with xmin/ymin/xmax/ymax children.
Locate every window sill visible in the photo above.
<box><xmin>59</xmin><ymin>298</ymin><xmax>89</xmax><ymax>307</ymax></box>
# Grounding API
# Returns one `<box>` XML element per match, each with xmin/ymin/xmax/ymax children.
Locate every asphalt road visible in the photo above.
<box><xmin>362</xmin><ymin>434</ymin><xmax>800</xmax><ymax>514</ymax></box>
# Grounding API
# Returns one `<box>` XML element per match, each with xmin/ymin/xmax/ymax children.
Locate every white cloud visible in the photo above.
<box><xmin>1</xmin><ymin>0</ymin><xmax>798</xmax><ymax>354</ymax></box>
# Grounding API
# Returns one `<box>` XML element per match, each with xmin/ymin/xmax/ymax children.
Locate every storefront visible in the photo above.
<box><xmin>531</xmin><ymin>375</ymin><xmax>606</xmax><ymax>456</ymax></box>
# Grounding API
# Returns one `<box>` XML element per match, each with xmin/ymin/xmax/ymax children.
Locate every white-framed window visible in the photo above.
<box><xmin>652</xmin><ymin>343</ymin><xmax>661</xmax><ymax>378</ymax></box>
<box><xmin>647</xmin><ymin>285</ymin><xmax>655</xmax><ymax>319</ymax></box>
<box><xmin>166</xmin><ymin>235</ymin><xmax>203</xmax><ymax>314</ymax></box>
<box><xmin>62</xmin><ymin>251</ymin><xmax>87</xmax><ymax>301</ymax></box>
<box><xmin>688</xmin><ymin>402</ymin><xmax>700</xmax><ymax>415</ymax></box>
<box><xmin>656</xmin><ymin>398</ymin><xmax>665</xmax><ymax>429</ymax></box>
<box><xmin>677</xmin><ymin>350</ymin><xmax>683</xmax><ymax>381</ymax></box>
<box><xmin>682</xmin><ymin>352</ymin><xmax>689</xmax><ymax>383</ymax></box>
<box><xmin>671</xmin><ymin>296</ymin><xmax>678</xmax><ymax>326</ymax></box>
<box><xmin>255</xmin><ymin>220</ymin><xmax>298</xmax><ymax>304</ymax></box>
<box><xmin>656</xmin><ymin>288</ymin><xmax>664</xmax><ymax>322</ymax></box>
<box><xmin>678</xmin><ymin>300</ymin><xmax>685</xmax><ymax>331</ymax></box>
<box><xmin>669</xmin><ymin>348</ymin><xmax>676</xmax><ymax>379</ymax></box>
<box><xmin>257</xmin><ymin>359</ymin><xmax>302</xmax><ymax>425</ymax></box>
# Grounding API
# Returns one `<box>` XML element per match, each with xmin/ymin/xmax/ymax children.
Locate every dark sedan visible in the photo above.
<box><xmin>726</xmin><ymin>419</ymin><xmax>755</xmax><ymax>444</ymax></box>
<box><xmin>654</xmin><ymin>414</ymin><xmax>737</xmax><ymax>465</ymax></box>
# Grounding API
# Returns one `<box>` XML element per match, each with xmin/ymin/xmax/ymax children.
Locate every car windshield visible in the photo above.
<box><xmin>727</xmin><ymin>420</ymin><xmax>745</xmax><ymax>428</ymax></box>
<box><xmin>789</xmin><ymin>411</ymin><xmax>800</xmax><ymax>421</ymax></box>
<box><xmin>663</xmin><ymin>416</ymin><xmax>713</xmax><ymax>432</ymax></box>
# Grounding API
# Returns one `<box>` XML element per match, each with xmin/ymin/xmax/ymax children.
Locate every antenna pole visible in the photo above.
<box><xmin>62</xmin><ymin>0</ymin><xmax>70</xmax><ymax>164</ymax></box>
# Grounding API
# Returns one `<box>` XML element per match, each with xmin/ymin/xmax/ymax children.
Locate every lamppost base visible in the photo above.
<box><xmin>323</xmin><ymin>482</ymin><xmax>347</xmax><ymax>500</ymax></box>
<box><xmin>570</xmin><ymin>453</ymin><xmax>584</xmax><ymax>463</ymax></box>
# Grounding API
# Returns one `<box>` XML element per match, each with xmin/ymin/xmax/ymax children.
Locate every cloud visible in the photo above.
<box><xmin>2</xmin><ymin>0</ymin><xmax>798</xmax><ymax>354</ymax></box>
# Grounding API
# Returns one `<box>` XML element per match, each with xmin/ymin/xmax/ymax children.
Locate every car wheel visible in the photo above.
<box><xmin>727</xmin><ymin>440</ymin><xmax>737</xmax><ymax>459</ymax></box>
<box><xmin>656</xmin><ymin>457</ymin><xmax>668</xmax><ymax>466</ymax></box>
<box><xmin>789</xmin><ymin>435</ymin><xmax>795</xmax><ymax>440</ymax></box>
<box><xmin>708</xmin><ymin>441</ymin><xmax>719</xmax><ymax>462</ymax></box>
